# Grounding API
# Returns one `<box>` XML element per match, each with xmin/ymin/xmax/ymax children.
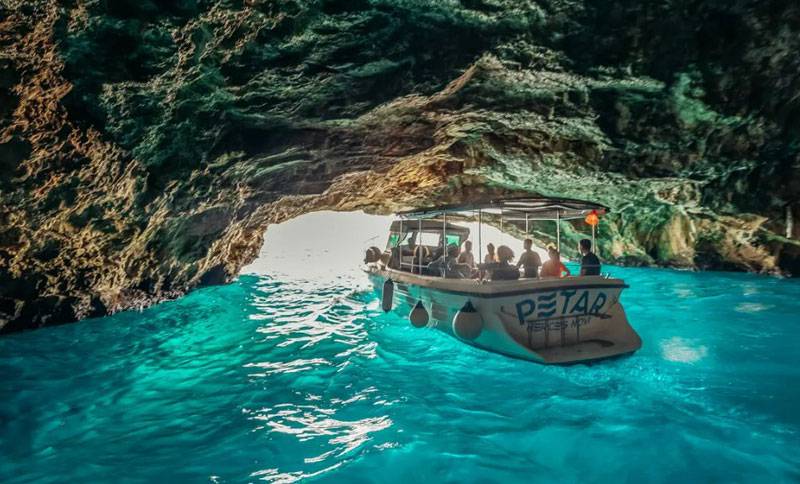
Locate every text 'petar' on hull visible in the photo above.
<box><xmin>362</xmin><ymin>196</ymin><xmax>642</xmax><ymax>365</ymax></box>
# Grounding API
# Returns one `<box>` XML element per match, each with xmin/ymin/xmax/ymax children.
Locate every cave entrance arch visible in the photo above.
<box><xmin>239</xmin><ymin>210</ymin><xmax>544</xmax><ymax>284</ymax></box>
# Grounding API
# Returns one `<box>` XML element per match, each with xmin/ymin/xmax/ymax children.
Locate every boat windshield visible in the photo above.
<box><xmin>387</xmin><ymin>227</ymin><xmax>468</xmax><ymax>250</ymax></box>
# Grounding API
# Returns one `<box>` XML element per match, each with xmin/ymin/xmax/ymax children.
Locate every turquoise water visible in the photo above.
<box><xmin>1</xmin><ymin>265</ymin><xmax>799</xmax><ymax>483</ymax></box>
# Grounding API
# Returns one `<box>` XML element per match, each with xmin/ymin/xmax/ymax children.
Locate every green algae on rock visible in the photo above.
<box><xmin>0</xmin><ymin>0</ymin><xmax>798</xmax><ymax>332</ymax></box>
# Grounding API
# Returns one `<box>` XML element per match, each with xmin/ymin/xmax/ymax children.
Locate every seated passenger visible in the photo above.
<box><xmin>396</xmin><ymin>236</ymin><xmax>420</xmax><ymax>272</ymax></box>
<box><xmin>516</xmin><ymin>238</ymin><xmax>542</xmax><ymax>278</ymax></box>
<box><xmin>578</xmin><ymin>239</ymin><xmax>601</xmax><ymax>276</ymax></box>
<box><xmin>448</xmin><ymin>246</ymin><xmax>472</xmax><ymax>278</ymax></box>
<box><xmin>427</xmin><ymin>244</ymin><xmax>471</xmax><ymax>278</ymax></box>
<box><xmin>403</xmin><ymin>236</ymin><xmax>417</xmax><ymax>256</ymax></box>
<box><xmin>485</xmin><ymin>245</ymin><xmax>519</xmax><ymax>280</ymax></box>
<box><xmin>540</xmin><ymin>246</ymin><xmax>571</xmax><ymax>278</ymax></box>
<box><xmin>457</xmin><ymin>240</ymin><xmax>476</xmax><ymax>268</ymax></box>
<box><xmin>484</xmin><ymin>243</ymin><xmax>497</xmax><ymax>264</ymax></box>
<box><xmin>478</xmin><ymin>243</ymin><xmax>497</xmax><ymax>279</ymax></box>
<box><xmin>412</xmin><ymin>245</ymin><xmax>431</xmax><ymax>273</ymax></box>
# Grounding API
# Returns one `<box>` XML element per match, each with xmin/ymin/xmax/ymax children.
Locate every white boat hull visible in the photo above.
<box><xmin>366</xmin><ymin>266</ymin><xmax>642</xmax><ymax>364</ymax></box>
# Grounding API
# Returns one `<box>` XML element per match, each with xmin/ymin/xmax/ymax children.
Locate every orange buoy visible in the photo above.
<box><xmin>585</xmin><ymin>209</ymin><xmax>600</xmax><ymax>227</ymax></box>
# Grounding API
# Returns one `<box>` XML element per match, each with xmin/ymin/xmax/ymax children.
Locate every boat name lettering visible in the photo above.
<box><xmin>515</xmin><ymin>290</ymin><xmax>607</xmax><ymax>324</ymax></box>
<box><xmin>525</xmin><ymin>315</ymin><xmax>594</xmax><ymax>333</ymax></box>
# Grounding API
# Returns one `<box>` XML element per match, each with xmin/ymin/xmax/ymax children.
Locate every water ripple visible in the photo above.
<box><xmin>1</xmin><ymin>268</ymin><xmax>799</xmax><ymax>482</ymax></box>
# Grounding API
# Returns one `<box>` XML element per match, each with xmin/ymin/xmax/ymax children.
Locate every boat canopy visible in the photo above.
<box><xmin>386</xmin><ymin>196</ymin><xmax>605</xmax><ymax>268</ymax></box>
<box><xmin>389</xmin><ymin>219</ymin><xmax>470</xmax><ymax>237</ymax></box>
<box><xmin>397</xmin><ymin>196</ymin><xmax>607</xmax><ymax>221</ymax></box>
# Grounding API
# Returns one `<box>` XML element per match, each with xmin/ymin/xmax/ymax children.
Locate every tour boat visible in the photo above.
<box><xmin>362</xmin><ymin>197</ymin><xmax>642</xmax><ymax>364</ymax></box>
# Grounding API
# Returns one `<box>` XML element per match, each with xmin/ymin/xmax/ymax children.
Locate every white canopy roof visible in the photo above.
<box><xmin>397</xmin><ymin>196</ymin><xmax>607</xmax><ymax>221</ymax></box>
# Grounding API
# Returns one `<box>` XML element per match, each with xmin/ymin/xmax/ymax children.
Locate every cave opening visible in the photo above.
<box><xmin>239</xmin><ymin>210</ymin><xmax>548</xmax><ymax>284</ymax></box>
<box><xmin>241</xmin><ymin>211</ymin><xmax>393</xmax><ymax>283</ymax></box>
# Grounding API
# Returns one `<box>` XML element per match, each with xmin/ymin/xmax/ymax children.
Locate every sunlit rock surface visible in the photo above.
<box><xmin>1</xmin><ymin>0</ymin><xmax>798</xmax><ymax>331</ymax></box>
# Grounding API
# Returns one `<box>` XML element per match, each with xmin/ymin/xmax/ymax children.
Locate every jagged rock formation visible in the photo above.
<box><xmin>1</xmin><ymin>0</ymin><xmax>798</xmax><ymax>332</ymax></box>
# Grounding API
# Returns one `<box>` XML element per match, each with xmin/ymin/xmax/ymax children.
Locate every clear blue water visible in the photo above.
<box><xmin>1</xmin><ymin>265</ymin><xmax>799</xmax><ymax>483</ymax></box>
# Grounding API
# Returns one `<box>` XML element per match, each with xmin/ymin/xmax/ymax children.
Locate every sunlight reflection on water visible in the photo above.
<box><xmin>660</xmin><ymin>336</ymin><xmax>709</xmax><ymax>363</ymax></box>
<box><xmin>0</xmin><ymin>211</ymin><xmax>799</xmax><ymax>483</ymax></box>
<box><xmin>734</xmin><ymin>302</ymin><xmax>773</xmax><ymax>313</ymax></box>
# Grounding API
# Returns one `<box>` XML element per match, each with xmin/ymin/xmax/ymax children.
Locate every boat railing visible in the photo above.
<box><xmin>383</xmin><ymin>196</ymin><xmax>610</xmax><ymax>282</ymax></box>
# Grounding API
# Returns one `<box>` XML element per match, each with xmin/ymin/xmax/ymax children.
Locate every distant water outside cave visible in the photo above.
<box><xmin>1</xmin><ymin>211</ymin><xmax>798</xmax><ymax>482</ymax></box>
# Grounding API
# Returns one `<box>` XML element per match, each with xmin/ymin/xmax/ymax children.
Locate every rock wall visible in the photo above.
<box><xmin>1</xmin><ymin>0</ymin><xmax>798</xmax><ymax>332</ymax></box>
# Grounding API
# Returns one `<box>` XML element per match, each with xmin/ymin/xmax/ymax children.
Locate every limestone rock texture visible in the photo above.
<box><xmin>1</xmin><ymin>0</ymin><xmax>798</xmax><ymax>332</ymax></box>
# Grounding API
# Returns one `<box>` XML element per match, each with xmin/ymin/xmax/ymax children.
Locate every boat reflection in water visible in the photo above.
<box><xmin>363</xmin><ymin>197</ymin><xmax>642</xmax><ymax>364</ymax></box>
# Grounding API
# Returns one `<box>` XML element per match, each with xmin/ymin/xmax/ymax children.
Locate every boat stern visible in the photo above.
<box><xmin>471</xmin><ymin>277</ymin><xmax>642</xmax><ymax>364</ymax></box>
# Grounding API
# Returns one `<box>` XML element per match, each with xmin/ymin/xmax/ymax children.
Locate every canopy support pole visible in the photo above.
<box><xmin>556</xmin><ymin>210</ymin><xmax>561</xmax><ymax>252</ymax></box>
<box><xmin>500</xmin><ymin>209</ymin><xmax>504</xmax><ymax>233</ymax></box>
<box><xmin>592</xmin><ymin>224</ymin><xmax>596</xmax><ymax>256</ymax></box>
<box><xmin>418</xmin><ymin>218</ymin><xmax>422</xmax><ymax>274</ymax></box>
<box><xmin>443</xmin><ymin>211</ymin><xmax>447</xmax><ymax>276</ymax></box>
<box><xmin>788</xmin><ymin>203</ymin><xmax>794</xmax><ymax>239</ymax></box>
<box><xmin>478</xmin><ymin>209</ymin><xmax>482</xmax><ymax>278</ymax></box>
<box><xmin>399</xmin><ymin>218</ymin><xmax>403</xmax><ymax>270</ymax></box>
<box><xmin>525</xmin><ymin>213</ymin><xmax>529</xmax><ymax>234</ymax></box>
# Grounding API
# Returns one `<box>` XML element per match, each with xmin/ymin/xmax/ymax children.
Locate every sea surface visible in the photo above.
<box><xmin>1</xmin><ymin>213</ymin><xmax>799</xmax><ymax>483</ymax></box>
